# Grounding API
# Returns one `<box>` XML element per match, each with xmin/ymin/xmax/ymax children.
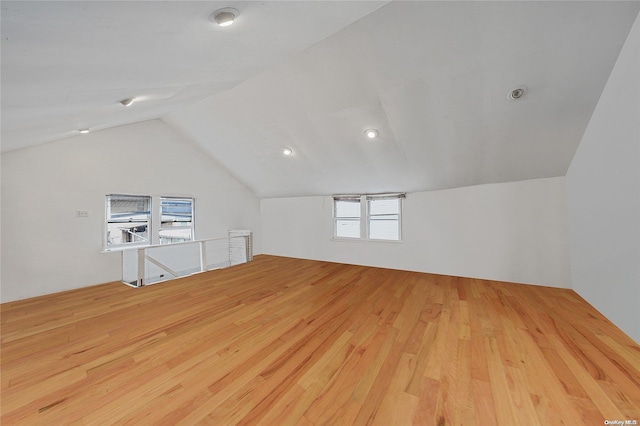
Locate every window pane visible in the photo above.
<box><xmin>369</xmin><ymin>218</ymin><xmax>399</xmax><ymax>240</ymax></box>
<box><xmin>106</xmin><ymin>222</ymin><xmax>149</xmax><ymax>245</ymax></box>
<box><xmin>336</xmin><ymin>219</ymin><xmax>360</xmax><ymax>238</ymax></box>
<box><xmin>335</xmin><ymin>200</ymin><xmax>360</xmax><ymax>218</ymax></box>
<box><xmin>107</xmin><ymin>195</ymin><xmax>151</xmax><ymax>221</ymax></box>
<box><xmin>161</xmin><ymin>198</ymin><xmax>193</xmax><ymax>227</ymax></box>
<box><xmin>159</xmin><ymin>229</ymin><xmax>193</xmax><ymax>244</ymax></box>
<box><xmin>368</xmin><ymin>198</ymin><xmax>399</xmax><ymax>215</ymax></box>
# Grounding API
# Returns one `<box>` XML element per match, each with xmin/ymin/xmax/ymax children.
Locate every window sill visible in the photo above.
<box><xmin>101</xmin><ymin>244</ymin><xmax>149</xmax><ymax>253</ymax></box>
<box><xmin>331</xmin><ymin>237</ymin><xmax>403</xmax><ymax>244</ymax></box>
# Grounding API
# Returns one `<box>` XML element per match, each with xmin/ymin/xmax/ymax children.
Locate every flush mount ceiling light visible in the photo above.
<box><xmin>507</xmin><ymin>86</ymin><xmax>527</xmax><ymax>101</ymax></box>
<box><xmin>283</xmin><ymin>147</ymin><xmax>293</xmax><ymax>156</ymax></box>
<box><xmin>119</xmin><ymin>98</ymin><xmax>135</xmax><ymax>107</ymax></box>
<box><xmin>209</xmin><ymin>8</ymin><xmax>239</xmax><ymax>27</ymax></box>
<box><xmin>364</xmin><ymin>129</ymin><xmax>379</xmax><ymax>139</ymax></box>
<box><xmin>79</xmin><ymin>128</ymin><xmax>90</xmax><ymax>134</ymax></box>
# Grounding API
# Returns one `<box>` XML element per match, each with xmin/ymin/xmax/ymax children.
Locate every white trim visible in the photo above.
<box><xmin>151</xmin><ymin>195</ymin><xmax>161</xmax><ymax>245</ymax></box>
<box><xmin>102</xmin><ymin>244</ymin><xmax>147</xmax><ymax>253</ymax></box>
<box><xmin>331</xmin><ymin>237</ymin><xmax>403</xmax><ymax>244</ymax></box>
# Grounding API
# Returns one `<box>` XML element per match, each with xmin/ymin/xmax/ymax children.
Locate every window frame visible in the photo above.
<box><xmin>104</xmin><ymin>194</ymin><xmax>195</xmax><ymax>251</ymax></box>
<box><xmin>333</xmin><ymin>193</ymin><xmax>404</xmax><ymax>242</ymax></box>
<box><xmin>333</xmin><ymin>195</ymin><xmax>362</xmax><ymax>240</ymax></box>
<box><xmin>159</xmin><ymin>196</ymin><xmax>195</xmax><ymax>245</ymax></box>
<box><xmin>105</xmin><ymin>194</ymin><xmax>152</xmax><ymax>250</ymax></box>
<box><xmin>366</xmin><ymin>195</ymin><xmax>403</xmax><ymax>241</ymax></box>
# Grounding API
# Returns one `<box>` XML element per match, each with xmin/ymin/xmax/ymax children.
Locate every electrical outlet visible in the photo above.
<box><xmin>76</xmin><ymin>210</ymin><xmax>90</xmax><ymax>218</ymax></box>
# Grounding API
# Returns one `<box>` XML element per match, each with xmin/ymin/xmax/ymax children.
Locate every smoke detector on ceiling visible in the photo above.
<box><xmin>507</xmin><ymin>86</ymin><xmax>527</xmax><ymax>101</ymax></box>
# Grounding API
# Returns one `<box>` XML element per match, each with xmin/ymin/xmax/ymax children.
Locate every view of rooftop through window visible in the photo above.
<box><xmin>105</xmin><ymin>195</ymin><xmax>151</xmax><ymax>247</ymax></box>
<box><xmin>160</xmin><ymin>197</ymin><xmax>194</xmax><ymax>244</ymax></box>
<box><xmin>105</xmin><ymin>195</ymin><xmax>194</xmax><ymax>249</ymax></box>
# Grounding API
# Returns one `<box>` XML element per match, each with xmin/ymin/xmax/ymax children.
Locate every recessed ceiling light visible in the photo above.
<box><xmin>507</xmin><ymin>86</ymin><xmax>527</xmax><ymax>101</ymax></box>
<box><xmin>79</xmin><ymin>128</ymin><xmax>90</xmax><ymax>134</ymax></box>
<box><xmin>283</xmin><ymin>147</ymin><xmax>293</xmax><ymax>156</ymax></box>
<box><xmin>119</xmin><ymin>98</ymin><xmax>135</xmax><ymax>107</ymax></box>
<box><xmin>364</xmin><ymin>129</ymin><xmax>379</xmax><ymax>139</ymax></box>
<box><xmin>210</xmin><ymin>8</ymin><xmax>239</xmax><ymax>27</ymax></box>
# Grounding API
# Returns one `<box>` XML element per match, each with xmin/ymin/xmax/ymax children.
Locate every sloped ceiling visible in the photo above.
<box><xmin>2</xmin><ymin>1</ymin><xmax>639</xmax><ymax>198</ymax></box>
<box><xmin>0</xmin><ymin>1</ymin><xmax>388</xmax><ymax>150</ymax></box>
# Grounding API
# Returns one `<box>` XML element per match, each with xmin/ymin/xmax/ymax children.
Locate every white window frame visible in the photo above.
<box><xmin>333</xmin><ymin>195</ymin><xmax>362</xmax><ymax>239</ymax></box>
<box><xmin>333</xmin><ymin>193</ymin><xmax>404</xmax><ymax>242</ymax></box>
<box><xmin>366</xmin><ymin>195</ymin><xmax>403</xmax><ymax>241</ymax></box>
<box><xmin>105</xmin><ymin>194</ymin><xmax>152</xmax><ymax>250</ymax></box>
<box><xmin>158</xmin><ymin>196</ymin><xmax>195</xmax><ymax>245</ymax></box>
<box><xmin>104</xmin><ymin>194</ymin><xmax>195</xmax><ymax>251</ymax></box>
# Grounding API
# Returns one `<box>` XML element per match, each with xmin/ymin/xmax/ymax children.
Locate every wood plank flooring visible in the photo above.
<box><xmin>1</xmin><ymin>255</ymin><xmax>639</xmax><ymax>425</ymax></box>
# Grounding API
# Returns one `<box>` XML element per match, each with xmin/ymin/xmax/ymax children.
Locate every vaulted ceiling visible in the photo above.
<box><xmin>2</xmin><ymin>1</ymin><xmax>639</xmax><ymax>198</ymax></box>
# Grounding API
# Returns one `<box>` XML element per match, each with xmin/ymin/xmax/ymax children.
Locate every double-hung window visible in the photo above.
<box><xmin>159</xmin><ymin>197</ymin><xmax>194</xmax><ymax>244</ymax></box>
<box><xmin>367</xmin><ymin>195</ymin><xmax>402</xmax><ymax>240</ymax></box>
<box><xmin>105</xmin><ymin>194</ymin><xmax>195</xmax><ymax>250</ymax></box>
<box><xmin>333</xmin><ymin>193</ymin><xmax>404</xmax><ymax>241</ymax></box>
<box><xmin>105</xmin><ymin>195</ymin><xmax>151</xmax><ymax>248</ymax></box>
<box><xmin>334</xmin><ymin>196</ymin><xmax>362</xmax><ymax>239</ymax></box>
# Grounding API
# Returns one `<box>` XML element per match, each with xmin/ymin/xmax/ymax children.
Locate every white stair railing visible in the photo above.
<box><xmin>121</xmin><ymin>232</ymin><xmax>252</xmax><ymax>287</ymax></box>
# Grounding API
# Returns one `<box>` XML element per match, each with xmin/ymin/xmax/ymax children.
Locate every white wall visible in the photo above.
<box><xmin>261</xmin><ymin>177</ymin><xmax>571</xmax><ymax>288</ymax></box>
<box><xmin>1</xmin><ymin>119</ymin><xmax>261</xmax><ymax>302</ymax></box>
<box><xmin>566</xmin><ymin>14</ymin><xmax>640</xmax><ymax>343</ymax></box>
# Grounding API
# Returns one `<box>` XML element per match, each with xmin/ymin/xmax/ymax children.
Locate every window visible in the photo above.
<box><xmin>159</xmin><ymin>197</ymin><xmax>194</xmax><ymax>244</ymax></box>
<box><xmin>368</xmin><ymin>197</ymin><xmax>401</xmax><ymax>240</ymax></box>
<box><xmin>106</xmin><ymin>195</ymin><xmax>151</xmax><ymax>248</ymax></box>
<box><xmin>333</xmin><ymin>193</ymin><xmax>404</xmax><ymax>241</ymax></box>
<box><xmin>334</xmin><ymin>196</ymin><xmax>361</xmax><ymax>239</ymax></box>
<box><xmin>105</xmin><ymin>194</ymin><xmax>195</xmax><ymax>250</ymax></box>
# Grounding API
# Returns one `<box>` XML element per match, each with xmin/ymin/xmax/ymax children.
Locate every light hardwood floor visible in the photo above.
<box><xmin>1</xmin><ymin>255</ymin><xmax>639</xmax><ymax>425</ymax></box>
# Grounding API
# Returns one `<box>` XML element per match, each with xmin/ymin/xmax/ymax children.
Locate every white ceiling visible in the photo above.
<box><xmin>0</xmin><ymin>1</ymin><xmax>388</xmax><ymax>150</ymax></box>
<box><xmin>2</xmin><ymin>1</ymin><xmax>639</xmax><ymax>198</ymax></box>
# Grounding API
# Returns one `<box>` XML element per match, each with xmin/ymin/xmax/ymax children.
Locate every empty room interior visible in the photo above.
<box><xmin>1</xmin><ymin>1</ymin><xmax>639</xmax><ymax>425</ymax></box>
